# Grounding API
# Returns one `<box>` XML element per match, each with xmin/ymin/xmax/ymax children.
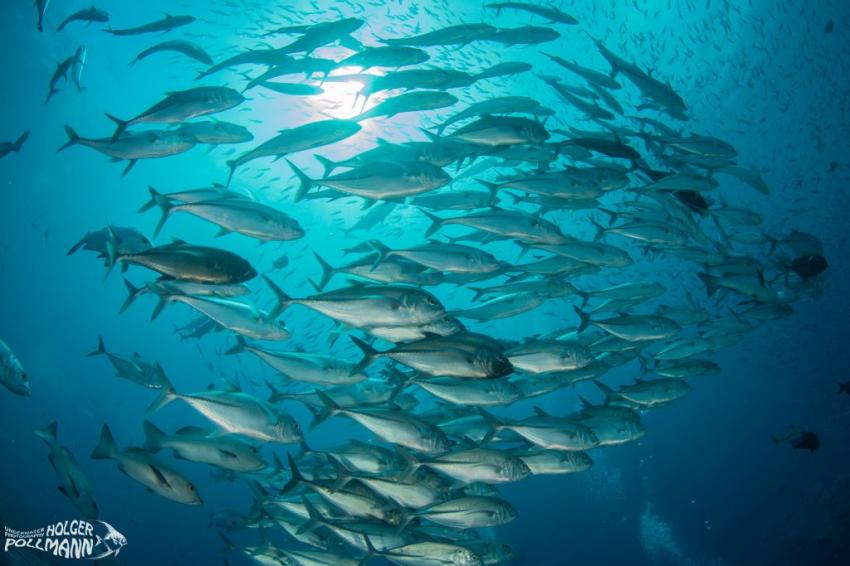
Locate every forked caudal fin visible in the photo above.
<box><xmin>573</xmin><ymin>305</ymin><xmax>591</xmax><ymax>332</ymax></box>
<box><xmin>58</xmin><ymin>125</ymin><xmax>81</xmax><ymax>152</ymax></box>
<box><xmin>366</xmin><ymin>240</ymin><xmax>391</xmax><ymax>272</ymax></box>
<box><xmin>120</xmin><ymin>278</ymin><xmax>144</xmax><ymax>314</ymax></box>
<box><xmin>145</xmin><ymin>370</ymin><xmax>178</xmax><ymax>414</ymax></box>
<box><xmin>33</xmin><ymin>420</ymin><xmax>59</xmax><ymax>446</ymax></box>
<box><xmin>420</xmin><ymin>209</ymin><xmax>444</xmax><ymax>238</ymax></box>
<box><xmin>310</xmin><ymin>390</ymin><xmax>342</xmax><ymax>430</ymax></box>
<box><xmin>286</xmin><ymin>159</ymin><xmax>315</xmax><ymax>202</ymax></box>
<box><xmin>311</xmin><ymin>251</ymin><xmax>336</xmax><ymax>291</ymax></box>
<box><xmin>349</xmin><ymin>335</ymin><xmax>381</xmax><ymax>376</ymax></box>
<box><xmin>90</xmin><ymin>424</ymin><xmax>119</xmax><ymax>460</ymax></box>
<box><xmin>695</xmin><ymin>272</ymin><xmax>718</xmax><ymax>297</ymax></box>
<box><xmin>262</xmin><ymin>275</ymin><xmax>290</xmax><ymax>320</ymax></box>
<box><xmin>104</xmin><ymin>112</ymin><xmax>130</xmax><ymax>142</ymax></box>
<box><xmin>86</xmin><ymin>336</ymin><xmax>108</xmax><ymax>357</ymax></box>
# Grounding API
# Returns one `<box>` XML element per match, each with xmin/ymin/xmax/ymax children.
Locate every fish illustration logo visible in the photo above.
<box><xmin>88</xmin><ymin>521</ymin><xmax>127</xmax><ymax>560</ymax></box>
<box><xmin>4</xmin><ymin>519</ymin><xmax>127</xmax><ymax>560</ymax></box>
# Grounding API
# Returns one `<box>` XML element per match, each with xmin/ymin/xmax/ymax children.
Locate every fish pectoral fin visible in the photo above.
<box><xmin>218</xmin><ymin>448</ymin><xmax>239</xmax><ymax>460</ymax></box>
<box><xmin>149</xmin><ymin>464</ymin><xmax>172</xmax><ymax>488</ymax></box>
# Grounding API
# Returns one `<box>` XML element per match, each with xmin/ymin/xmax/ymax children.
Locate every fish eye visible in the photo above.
<box><xmin>21</xmin><ymin>372</ymin><xmax>27</xmax><ymax>381</ymax></box>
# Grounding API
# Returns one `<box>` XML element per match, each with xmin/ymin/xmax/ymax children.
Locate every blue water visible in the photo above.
<box><xmin>1</xmin><ymin>1</ymin><xmax>849</xmax><ymax>565</ymax></box>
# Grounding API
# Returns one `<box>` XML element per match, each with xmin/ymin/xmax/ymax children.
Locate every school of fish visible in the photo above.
<box><xmin>1</xmin><ymin>1</ymin><xmax>831</xmax><ymax>565</ymax></box>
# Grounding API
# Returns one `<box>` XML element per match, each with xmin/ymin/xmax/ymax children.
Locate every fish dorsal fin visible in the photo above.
<box><xmin>533</xmin><ymin>406</ymin><xmax>550</xmax><ymax>417</ymax></box>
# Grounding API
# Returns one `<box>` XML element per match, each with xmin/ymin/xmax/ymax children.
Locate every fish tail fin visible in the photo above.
<box><xmin>150</xmin><ymin>187</ymin><xmax>175</xmax><ymax>238</ymax></box>
<box><xmin>477</xmin><ymin>179</ymin><xmax>500</xmax><ymax>200</ymax></box>
<box><xmin>696</xmin><ymin>272</ymin><xmax>717</xmax><ymax>297</ymax></box>
<box><xmin>294</xmin><ymin>441</ymin><xmax>311</xmax><ymax>461</ymax></box>
<box><xmin>119</xmin><ymin>278</ymin><xmax>144</xmax><ymax>314</ymax></box>
<box><xmin>142</xmin><ymin>420</ymin><xmax>166</xmax><ymax>451</ymax></box>
<box><xmin>593</xmin><ymin>380</ymin><xmax>616</xmax><ymax>404</ymax></box>
<box><xmin>515</xmin><ymin>240</ymin><xmax>533</xmax><ymax>260</ymax></box>
<box><xmin>104</xmin><ymin>112</ymin><xmax>130</xmax><ymax>142</ymax></box>
<box><xmin>263</xmin><ymin>275</ymin><xmax>290</xmax><ymax>320</ymax></box>
<box><xmin>224</xmin><ymin>335</ymin><xmax>247</xmax><ymax>356</ymax></box>
<box><xmin>58</xmin><ymin>125</ymin><xmax>80</xmax><ymax>152</ymax></box>
<box><xmin>225</xmin><ymin>159</ymin><xmax>238</xmax><ymax>186</ymax></box>
<box><xmin>576</xmin><ymin>291</ymin><xmax>590</xmax><ymax>308</ymax></box>
<box><xmin>296</xmin><ymin>495</ymin><xmax>326</xmax><ymax>535</ymax></box>
<box><xmin>67</xmin><ymin>231</ymin><xmax>90</xmax><ymax>255</ymax></box>
<box><xmin>396</xmin><ymin>446</ymin><xmax>420</xmax><ymax>482</ymax></box>
<box><xmin>264</xmin><ymin>379</ymin><xmax>285</xmax><ymax>404</ymax></box>
<box><xmin>573</xmin><ymin>305</ymin><xmax>590</xmax><ymax>332</ymax></box>
<box><xmin>137</xmin><ymin>185</ymin><xmax>162</xmax><ymax>213</ymax></box>
<box><xmin>469</xmin><ymin>286</ymin><xmax>487</xmax><ymax>302</ymax></box>
<box><xmin>286</xmin><ymin>159</ymin><xmax>313</xmax><ymax>201</ymax></box>
<box><xmin>311</xmin><ymin>251</ymin><xmax>338</xmax><ymax>291</ymax></box>
<box><xmin>366</xmin><ymin>239</ymin><xmax>390</xmax><ymax>272</ymax></box>
<box><xmin>313</xmin><ymin>154</ymin><xmax>337</xmax><ymax>178</ymax></box>
<box><xmin>482</xmin><ymin>180</ymin><xmax>500</xmax><ymax>206</ymax></box>
<box><xmin>306</xmin><ymin>278</ymin><xmax>322</xmax><ymax>294</ymax></box>
<box><xmin>34</xmin><ymin>420</ymin><xmax>58</xmax><ymax>446</ymax></box>
<box><xmin>328</xmin><ymin>456</ymin><xmax>350</xmax><ymax>492</ymax></box>
<box><xmin>421</xmin><ymin>209</ymin><xmax>444</xmax><ymax>238</ymax></box>
<box><xmin>311</xmin><ymin>390</ymin><xmax>341</xmax><ymax>430</ymax></box>
<box><xmin>589</xmin><ymin>217</ymin><xmax>606</xmax><ymax>242</ymax></box>
<box><xmin>13</xmin><ymin>131</ymin><xmax>30</xmax><ymax>152</ymax></box>
<box><xmin>477</xmin><ymin>408</ymin><xmax>503</xmax><ymax>445</ymax></box>
<box><xmin>419</xmin><ymin>128</ymin><xmax>440</xmax><ymax>143</ymax></box>
<box><xmin>90</xmin><ymin>424</ymin><xmax>119</xmax><ymax>460</ymax></box>
<box><xmin>45</xmin><ymin>86</ymin><xmax>60</xmax><ymax>104</ymax></box>
<box><xmin>146</xmin><ymin>371</ymin><xmax>177</xmax><ymax>414</ymax></box>
<box><xmin>349</xmin><ymin>336</ymin><xmax>379</xmax><ymax>375</ymax></box>
<box><xmin>598</xmin><ymin>207</ymin><xmax>619</xmax><ymax>226</ymax></box>
<box><xmin>281</xmin><ymin>454</ymin><xmax>303</xmax><ymax>493</ymax></box>
<box><xmin>102</xmin><ymin>225</ymin><xmax>124</xmax><ymax>280</ymax></box>
<box><xmin>360</xmin><ymin>537</ymin><xmax>379</xmax><ymax>565</ymax></box>
<box><xmin>149</xmin><ymin>289</ymin><xmax>171</xmax><ymax>321</ymax></box>
<box><xmin>86</xmin><ymin>336</ymin><xmax>107</xmax><ymax>357</ymax></box>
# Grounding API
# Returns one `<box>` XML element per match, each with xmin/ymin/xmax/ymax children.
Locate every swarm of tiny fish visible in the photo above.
<box><xmin>1</xmin><ymin>1</ymin><xmax>831</xmax><ymax>565</ymax></box>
